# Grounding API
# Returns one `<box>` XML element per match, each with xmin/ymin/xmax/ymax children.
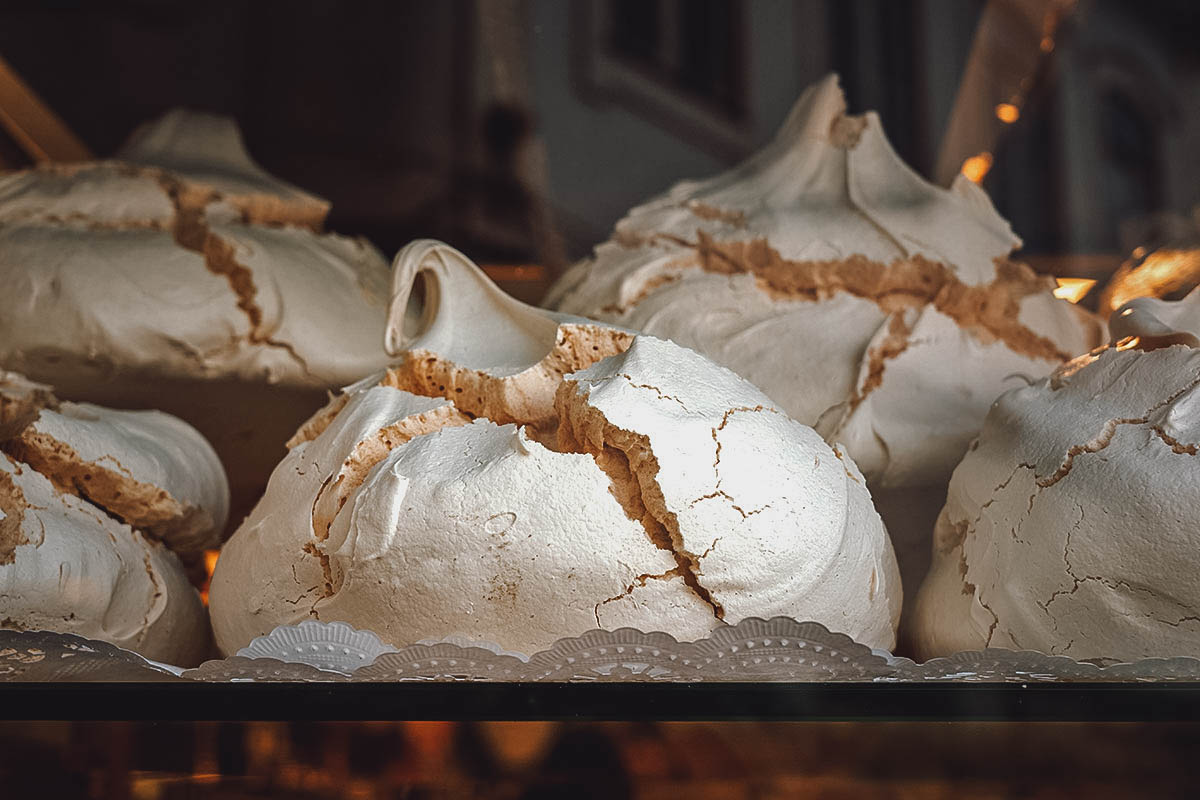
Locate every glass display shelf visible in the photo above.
<box><xmin>2</xmin><ymin>681</ymin><xmax>1200</xmax><ymax>722</ymax></box>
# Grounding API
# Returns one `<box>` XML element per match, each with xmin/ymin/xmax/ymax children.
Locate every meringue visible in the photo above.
<box><xmin>548</xmin><ymin>74</ymin><xmax>1104</xmax><ymax>601</ymax></box>
<box><xmin>0</xmin><ymin>110</ymin><xmax>393</xmax><ymax>520</ymax></box>
<box><xmin>913</xmin><ymin>287</ymin><xmax>1200</xmax><ymax>662</ymax></box>
<box><xmin>0</xmin><ymin>372</ymin><xmax>226</xmax><ymax>665</ymax></box>
<box><xmin>209</xmin><ymin>241</ymin><xmax>900</xmax><ymax>655</ymax></box>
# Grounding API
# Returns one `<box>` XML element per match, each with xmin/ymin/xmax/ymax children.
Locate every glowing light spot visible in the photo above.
<box><xmin>1104</xmin><ymin>248</ymin><xmax>1200</xmax><ymax>313</ymax></box>
<box><xmin>1053</xmin><ymin>277</ymin><xmax>1097</xmax><ymax>303</ymax></box>
<box><xmin>200</xmin><ymin>548</ymin><xmax>220</xmax><ymax>605</ymax></box>
<box><xmin>996</xmin><ymin>103</ymin><xmax>1020</xmax><ymax>124</ymax></box>
<box><xmin>1115</xmin><ymin>336</ymin><xmax>1142</xmax><ymax>352</ymax></box>
<box><xmin>1040</xmin><ymin>36</ymin><xmax>1055</xmax><ymax>52</ymax></box>
<box><xmin>960</xmin><ymin>153</ymin><xmax>993</xmax><ymax>184</ymax></box>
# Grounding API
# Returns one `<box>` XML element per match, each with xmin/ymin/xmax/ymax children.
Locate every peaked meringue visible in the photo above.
<box><xmin>548</xmin><ymin>74</ymin><xmax>1104</xmax><ymax>602</ymax></box>
<box><xmin>0</xmin><ymin>111</ymin><xmax>393</xmax><ymax>520</ymax></box>
<box><xmin>209</xmin><ymin>242</ymin><xmax>901</xmax><ymax>655</ymax></box>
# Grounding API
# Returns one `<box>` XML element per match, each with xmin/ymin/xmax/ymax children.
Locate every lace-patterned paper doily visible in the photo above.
<box><xmin>0</xmin><ymin>630</ymin><xmax>180</xmax><ymax>682</ymax></box>
<box><xmin>5</xmin><ymin>619</ymin><xmax>1200</xmax><ymax>682</ymax></box>
<box><xmin>236</xmin><ymin>619</ymin><xmax>399</xmax><ymax>674</ymax></box>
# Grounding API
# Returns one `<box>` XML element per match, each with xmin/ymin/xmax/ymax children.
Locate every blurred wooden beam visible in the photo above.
<box><xmin>0</xmin><ymin>51</ymin><xmax>93</xmax><ymax>163</ymax></box>
<box><xmin>934</xmin><ymin>0</ymin><xmax>1075</xmax><ymax>187</ymax></box>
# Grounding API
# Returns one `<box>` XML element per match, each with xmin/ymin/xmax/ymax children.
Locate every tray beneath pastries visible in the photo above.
<box><xmin>3</xmin><ymin>618</ymin><xmax>1199</xmax><ymax>721</ymax></box>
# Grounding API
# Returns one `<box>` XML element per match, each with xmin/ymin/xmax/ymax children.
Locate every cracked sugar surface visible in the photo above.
<box><xmin>561</xmin><ymin>337</ymin><xmax>900</xmax><ymax>647</ymax></box>
<box><xmin>0</xmin><ymin>160</ymin><xmax>393</xmax><ymax>390</ymax></box>
<box><xmin>0</xmin><ymin>371</ymin><xmax>56</xmax><ymax>442</ymax></box>
<box><xmin>915</xmin><ymin>344</ymin><xmax>1200</xmax><ymax>662</ymax></box>
<box><xmin>322</xmin><ymin>419</ymin><xmax>710</xmax><ymax>653</ymax></box>
<box><xmin>551</xmin><ymin>77</ymin><xmax>1104</xmax><ymax>502</ymax></box>
<box><xmin>212</xmin><ymin>332</ymin><xmax>902</xmax><ymax>655</ymax></box>
<box><xmin>0</xmin><ymin>399</ymin><xmax>229</xmax><ymax>555</ymax></box>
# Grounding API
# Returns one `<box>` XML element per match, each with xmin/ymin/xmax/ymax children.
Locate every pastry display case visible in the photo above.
<box><xmin>2</xmin><ymin>0</ymin><xmax>1200</xmax><ymax>796</ymax></box>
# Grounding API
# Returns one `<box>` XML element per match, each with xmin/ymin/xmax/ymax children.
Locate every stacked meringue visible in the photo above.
<box><xmin>209</xmin><ymin>242</ymin><xmax>901</xmax><ymax>656</ymax></box>
<box><xmin>913</xmin><ymin>288</ymin><xmax>1200</xmax><ymax>662</ymax></box>
<box><xmin>0</xmin><ymin>110</ymin><xmax>395</xmax><ymax>520</ymax></box>
<box><xmin>0</xmin><ymin>371</ymin><xmax>227</xmax><ymax>666</ymax></box>
<box><xmin>549</xmin><ymin>75</ymin><xmax>1104</xmax><ymax>601</ymax></box>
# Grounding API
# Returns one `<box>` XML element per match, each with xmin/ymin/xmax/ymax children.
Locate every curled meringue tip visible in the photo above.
<box><xmin>385</xmin><ymin>239</ymin><xmax>618</xmax><ymax>371</ymax></box>
<box><xmin>1110</xmin><ymin>290</ymin><xmax>1200</xmax><ymax>349</ymax></box>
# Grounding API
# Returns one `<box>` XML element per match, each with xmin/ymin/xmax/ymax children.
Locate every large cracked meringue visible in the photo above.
<box><xmin>548</xmin><ymin>74</ymin><xmax>1104</xmax><ymax>603</ymax></box>
<box><xmin>912</xmin><ymin>287</ymin><xmax>1200</xmax><ymax>662</ymax></box>
<box><xmin>209</xmin><ymin>241</ymin><xmax>901</xmax><ymax>656</ymax></box>
<box><xmin>0</xmin><ymin>371</ymin><xmax>226</xmax><ymax>665</ymax></box>
<box><xmin>0</xmin><ymin>110</ymin><xmax>393</xmax><ymax>521</ymax></box>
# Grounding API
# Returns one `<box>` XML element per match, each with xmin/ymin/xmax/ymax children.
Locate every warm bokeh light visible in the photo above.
<box><xmin>200</xmin><ymin>549</ymin><xmax>220</xmax><ymax>605</ymax></box>
<box><xmin>1101</xmin><ymin>247</ymin><xmax>1200</xmax><ymax>314</ymax></box>
<box><xmin>1040</xmin><ymin>36</ymin><xmax>1055</xmax><ymax>52</ymax></box>
<box><xmin>1053</xmin><ymin>277</ymin><xmax>1097</xmax><ymax>303</ymax></box>
<box><xmin>960</xmin><ymin>152</ymin><xmax>993</xmax><ymax>183</ymax></box>
<box><xmin>995</xmin><ymin>103</ymin><xmax>1020</xmax><ymax>123</ymax></box>
<box><xmin>1115</xmin><ymin>336</ymin><xmax>1143</xmax><ymax>351</ymax></box>
<box><xmin>481</xmin><ymin>264</ymin><xmax>545</xmax><ymax>282</ymax></box>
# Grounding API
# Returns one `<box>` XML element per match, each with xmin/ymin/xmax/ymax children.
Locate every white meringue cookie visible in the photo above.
<box><xmin>913</xmin><ymin>287</ymin><xmax>1200</xmax><ymax>662</ymax></box>
<box><xmin>0</xmin><ymin>111</ymin><xmax>393</xmax><ymax>520</ymax></box>
<box><xmin>5</xmin><ymin>401</ymin><xmax>229</xmax><ymax>556</ymax></box>
<box><xmin>0</xmin><ymin>371</ymin><xmax>224</xmax><ymax>667</ymax></box>
<box><xmin>549</xmin><ymin>74</ymin><xmax>1104</xmax><ymax>605</ymax></box>
<box><xmin>117</xmin><ymin>108</ymin><xmax>330</xmax><ymax>229</ymax></box>
<box><xmin>209</xmin><ymin>242</ymin><xmax>900</xmax><ymax>655</ymax></box>
<box><xmin>0</xmin><ymin>453</ymin><xmax>208</xmax><ymax>666</ymax></box>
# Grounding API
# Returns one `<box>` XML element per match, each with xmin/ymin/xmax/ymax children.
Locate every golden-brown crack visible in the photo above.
<box><xmin>311</xmin><ymin>405</ymin><xmax>472</xmax><ymax>541</ymax></box>
<box><xmin>0</xmin><ymin>376</ymin><xmax>57</xmax><ymax>442</ymax></box>
<box><xmin>692</xmin><ymin>233</ymin><xmax>1076</xmax><ymax>362</ymax></box>
<box><xmin>1</xmin><ymin>430</ymin><xmax>212</xmax><ymax>552</ymax></box>
<box><xmin>688</xmin><ymin>202</ymin><xmax>747</xmax><ymax>227</ymax></box>
<box><xmin>295</xmin><ymin>324</ymin><xmax>634</xmax><ymax>594</ymax></box>
<box><xmin>199</xmin><ymin>233</ymin><xmax>265</xmax><ymax>333</ymax></box>
<box><xmin>1151</xmin><ymin>426</ymin><xmax>1199</xmax><ymax>455</ymax></box>
<box><xmin>0</xmin><ymin>469</ymin><xmax>29</xmax><ymax>566</ymax></box>
<box><xmin>556</xmin><ymin>380</ymin><xmax>724</xmax><ymax>620</ymax></box>
<box><xmin>302</xmin><ymin>541</ymin><xmax>337</xmax><ymax>614</ymax></box>
<box><xmin>380</xmin><ymin>324</ymin><xmax>633</xmax><ymax>437</ymax></box>
<box><xmin>850</xmin><ymin>314</ymin><xmax>914</xmax><ymax>412</ymax></box>
<box><xmin>17</xmin><ymin>160</ymin><xmax>326</xmax><ymax>230</ymax></box>
<box><xmin>600</xmin><ymin>226</ymin><xmax>1090</xmax><ymax>366</ymax></box>
<box><xmin>151</xmin><ymin>172</ymin><xmax>316</xmax><ymax>377</ymax></box>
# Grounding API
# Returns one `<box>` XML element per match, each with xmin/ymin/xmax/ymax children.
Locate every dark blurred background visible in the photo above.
<box><xmin>2</xmin><ymin>0</ymin><xmax>1198</xmax><ymax>287</ymax></box>
<box><xmin>5</xmin><ymin>720</ymin><xmax>1200</xmax><ymax>799</ymax></box>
